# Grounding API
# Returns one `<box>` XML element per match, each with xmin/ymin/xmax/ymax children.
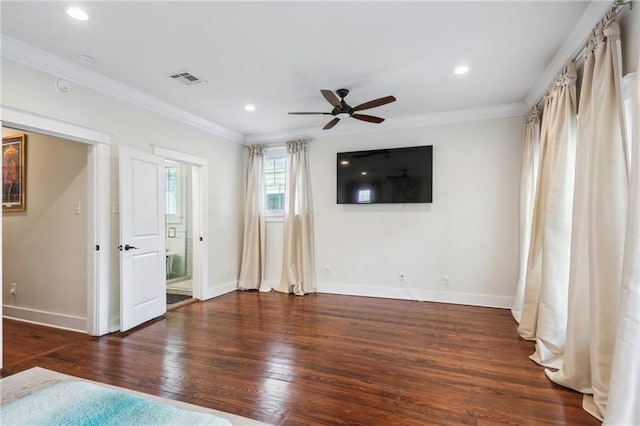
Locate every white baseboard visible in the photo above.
<box><xmin>3</xmin><ymin>305</ymin><xmax>87</xmax><ymax>333</ymax></box>
<box><xmin>202</xmin><ymin>280</ymin><xmax>238</xmax><ymax>301</ymax></box>
<box><xmin>316</xmin><ymin>282</ymin><xmax>513</xmax><ymax>309</ymax></box>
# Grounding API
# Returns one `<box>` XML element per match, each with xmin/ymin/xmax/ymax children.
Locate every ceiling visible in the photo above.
<box><xmin>1</xmin><ymin>1</ymin><xmax>598</xmax><ymax>142</ymax></box>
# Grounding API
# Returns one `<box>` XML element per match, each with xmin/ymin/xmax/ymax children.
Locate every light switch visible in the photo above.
<box><xmin>74</xmin><ymin>202</ymin><xmax>81</xmax><ymax>215</ymax></box>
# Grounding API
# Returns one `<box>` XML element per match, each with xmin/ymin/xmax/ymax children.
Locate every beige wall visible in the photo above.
<box><xmin>2</xmin><ymin>128</ymin><xmax>88</xmax><ymax>319</ymax></box>
<box><xmin>265</xmin><ymin>116</ymin><xmax>523</xmax><ymax>306</ymax></box>
<box><xmin>1</xmin><ymin>58</ymin><xmax>245</xmax><ymax>330</ymax></box>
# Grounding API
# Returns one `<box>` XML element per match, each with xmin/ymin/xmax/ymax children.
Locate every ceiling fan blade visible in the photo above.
<box><xmin>352</xmin><ymin>113</ymin><xmax>385</xmax><ymax>124</ymax></box>
<box><xmin>288</xmin><ymin>112</ymin><xmax>332</xmax><ymax>115</ymax></box>
<box><xmin>353</xmin><ymin>95</ymin><xmax>396</xmax><ymax>112</ymax></box>
<box><xmin>321</xmin><ymin>90</ymin><xmax>341</xmax><ymax>108</ymax></box>
<box><xmin>323</xmin><ymin>117</ymin><xmax>340</xmax><ymax>130</ymax></box>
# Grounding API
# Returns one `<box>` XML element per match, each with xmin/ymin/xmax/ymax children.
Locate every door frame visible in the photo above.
<box><xmin>0</xmin><ymin>105</ymin><xmax>112</xmax><ymax>340</ymax></box>
<box><xmin>152</xmin><ymin>145</ymin><xmax>208</xmax><ymax>301</ymax></box>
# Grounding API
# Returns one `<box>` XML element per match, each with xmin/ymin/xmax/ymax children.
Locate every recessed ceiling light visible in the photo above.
<box><xmin>454</xmin><ymin>65</ymin><xmax>470</xmax><ymax>75</ymax></box>
<box><xmin>66</xmin><ymin>7</ymin><xmax>89</xmax><ymax>21</ymax></box>
<box><xmin>244</xmin><ymin>104</ymin><xmax>256</xmax><ymax>112</ymax></box>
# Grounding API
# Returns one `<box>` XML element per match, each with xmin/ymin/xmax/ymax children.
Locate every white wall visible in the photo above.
<box><xmin>1</xmin><ymin>58</ymin><xmax>245</xmax><ymax>329</ymax></box>
<box><xmin>2</xmin><ymin>129</ymin><xmax>89</xmax><ymax>328</ymax></box>
<box><xmin>265</xmin><ymin>117</ymin><xmax>523</xmax><ymax>307</ymax></box>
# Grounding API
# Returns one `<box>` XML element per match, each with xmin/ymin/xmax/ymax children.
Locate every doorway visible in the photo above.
<box><xmin>0</xmin><ymin>105</ymin><xmax>112</xmax><ymax>356</ymax></box>
<box><xmin>165</xmin><ymin>161</ymin><xmax>193</xmax><ymax>307</ymax></box>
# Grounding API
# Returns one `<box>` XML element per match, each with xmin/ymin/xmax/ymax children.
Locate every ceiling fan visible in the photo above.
<box><xmin>289</xmin><ymin>89</ymin><xmax>396</xmax><ymax>130</ymax></box>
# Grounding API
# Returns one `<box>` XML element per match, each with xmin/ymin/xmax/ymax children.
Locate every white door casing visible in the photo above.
<box><xmin>152</xmin><ymin>145</ymin><xmax>209</xmax><ymax>301</ymax></box>
<box><xmin>1</xmin><ymin>105</ymin><xmax>112</xmax><ymax>338</ymax></box>
<box><xmin>119</xmin><ymin>147</ymin><xmax>166</xmax><ymax>331</ymax></box>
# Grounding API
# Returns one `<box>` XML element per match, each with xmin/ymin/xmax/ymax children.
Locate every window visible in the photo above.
<box><xmin>165</xmin><ymin>164</ymin><xmax>182</xmax><ymax>223</ymax></box>
<box><xmin>357</xmin><ymin>188</ymin><xmax>371</xmax><ymax>203</ymax></box>
<box><xmin>265</xmin><ymin>149</ymin><xmax>286</xmax><ymax>217</ymax></box>
<box><xmin>622</xmin><ymin>73</ymin><xmax>637</xmax><ymax>168</ymax></box>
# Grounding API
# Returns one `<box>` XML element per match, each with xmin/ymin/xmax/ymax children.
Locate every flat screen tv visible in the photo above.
<box><xmin>337</xmin><ymin>145</ymin><xmax>433</xmax><ymax>204</ymax></box>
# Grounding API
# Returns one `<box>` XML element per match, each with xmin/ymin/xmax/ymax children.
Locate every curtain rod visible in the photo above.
<box><xmin>534</xmin><ymin>0</ymin><xmax>632</xmax><ymax>110</ymax></box>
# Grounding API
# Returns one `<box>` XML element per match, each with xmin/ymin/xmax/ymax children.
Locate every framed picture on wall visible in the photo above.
<box><xmin>3</xmin><ymin>133</ymin><xmax>27</xmax><ymax>212</ymax></box>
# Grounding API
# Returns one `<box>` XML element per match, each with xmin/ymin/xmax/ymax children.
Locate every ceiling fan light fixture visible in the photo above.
<box><xmin>336</xmin><ymin>112</ymin><xmax>350</xmax><ymax>119</ymax></box>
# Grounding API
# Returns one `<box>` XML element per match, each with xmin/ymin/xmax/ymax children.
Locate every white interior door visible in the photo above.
<box><xmin>119</xmin><ymin>147</ymin><xmax>166</xmax><ymax>331</ymax></box>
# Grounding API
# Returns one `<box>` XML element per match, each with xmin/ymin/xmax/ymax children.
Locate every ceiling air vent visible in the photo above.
<box><xmin>168</xmin><ymin>71</ymin><xmax>207</xmax><ymax>86</ymax></box>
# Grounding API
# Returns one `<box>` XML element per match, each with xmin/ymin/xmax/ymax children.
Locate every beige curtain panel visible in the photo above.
<box><xmin>518</xmin><ymin>62</ymin><xmax>577</xmax><ymax>369</ymax></box>
<box><xmin>511</xmin><ymin>106</ymin><xmax>541</xmax><ymax>324</ymax></box>
<box><xmin>546</xmin><ymin>15</ymin><xmax>628</xmax><ymax>421</ymax></box>
<box><xmin>605</xmin><ymin>70</ymin><xmax>639</xmax><ymax>425</ymax></box>
<box><xmin>278</xmin><ymin>139</ymin><xmax>317</xmax><ymax>296</ymax></box>
<box><xmin>238</xmin><ymin>144</ymin><xmax>266</xmax><ymax>290</ymax></box>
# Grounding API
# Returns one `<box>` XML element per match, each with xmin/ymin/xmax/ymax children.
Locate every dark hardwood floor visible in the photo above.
<box><xmin>2</xmin><ymin>292</ymin><xmax>598</xmax><ymax>425</ymax></box>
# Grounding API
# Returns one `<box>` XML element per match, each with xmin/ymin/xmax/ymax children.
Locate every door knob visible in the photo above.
<box><xmin>124</xmin><ymin>244</ymin><xmax>139</xmax><ymax>251</ymax></box>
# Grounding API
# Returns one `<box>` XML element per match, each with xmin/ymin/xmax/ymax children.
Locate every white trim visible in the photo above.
<box><xmin>1</xmin><ymin>105</ymin><xmax>111</xmax><ymax>144</ymax></box>
<box><xmin>152</xmin><ymin>146</ymin><xmax>209</xmax><ymax>303</ymax></box>
<box><xmin>196</xmin><ymin>166</ymin><xmax>209</xmax><ymax>301</ymax></box>
<box><xmin>202</xmin><ymin>281</ymin><xmax>238</xmax><ymax>300</ymax></box>
<box><xmin>525</xmin><ymin>0</ymin><xmax>614</xmax><ymax>108</ymax></box>
<box><xmin>3</xmin><ymin>306</ymin><xmax>87</xmax><ymax>333</ymax></box>
<box><xmin>316</xmin><ymin>282</ymin><xmax>513</xmax><ymax>309</ymax></box>
<box><xmin>86</xmin><ymin>144</ymin><xmax>111</xmax><ymax>336</ymax></box>
<box><xmin>191</xmin><ymin>165</ymin><xmax>208</xmax><ymax>301</ymax></box>
<box><xmin>245</xmin><ymin>102</ymin><xmax>528</xmax><ymax>144</ymax></box>
<box><xmin>1</xmin><ymin>35</ymin><xmax>244</xmax><ymax>144</ymax></box>
<box><xmin>152</xmin><ymin>145</ymin><xmax>209</xmax><ymax>166</ymax></box>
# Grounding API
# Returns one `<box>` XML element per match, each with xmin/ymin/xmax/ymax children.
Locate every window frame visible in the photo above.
<box><xmin>264</xmin><ymin>146</ymin><xmax>287</xmax><ymax>221</ymax></box>
<box><xmin>165</xmin><ymin>162</ymin><xmax>183</xmax><ymax>224</ymax></box>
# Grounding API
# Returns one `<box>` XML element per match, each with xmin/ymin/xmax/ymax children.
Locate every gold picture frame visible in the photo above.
<box><xmin>3</xmin><ymin>134</ymin><xmax>27</xmax><ymax>212</ymax></box>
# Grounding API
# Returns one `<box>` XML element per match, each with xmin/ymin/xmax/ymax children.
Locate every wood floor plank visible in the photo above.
<box><xmin>2</xmin><ymin>292</ymin><xmax>598</xmax><ymax>425</ymax></box>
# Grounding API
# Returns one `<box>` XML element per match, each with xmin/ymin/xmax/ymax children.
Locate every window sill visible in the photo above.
<box><xmin>266</xmin><ymin>215</ymin><xmax>284</xmax><ymax>223</ymax></box>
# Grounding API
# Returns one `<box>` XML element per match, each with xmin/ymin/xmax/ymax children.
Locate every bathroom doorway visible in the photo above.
<box><xmin>165</xmin><ymin>161</ymin><xmax>193</xmax><ymax>307</ymax></box>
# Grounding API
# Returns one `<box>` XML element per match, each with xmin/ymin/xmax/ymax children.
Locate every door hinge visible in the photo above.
<box><xmin>199</xmin><ymin>236</ymin><xmax>203</xmax><ymax>242</ymax></box>
<box><xmin>96</xmin><ymin>245</ymin><xmax>100</xmax><ymax>251</ymax></box>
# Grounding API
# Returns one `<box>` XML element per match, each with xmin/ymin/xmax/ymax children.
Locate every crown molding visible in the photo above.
<box><xmin>524</xmin><ymin>0</ymin><xmax>614</xmax><ymax>108</ymax></box>
<box><xmin>244</xmin><ymin>102</ymin><xmax>528</xmax><ymax>144</ymax></box>
<box><xmin>1</xmin><ymin>35</ymin><xmax>245</xmax><ymax>144</ymax></box>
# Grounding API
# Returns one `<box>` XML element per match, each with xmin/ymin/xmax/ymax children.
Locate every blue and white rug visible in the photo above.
<box><xmin>0</xmin><ymin>368</ymin><xmax>269</xmax><ymax>426</ymax></box>
<box><xmin>1</xmin><ymin>381</ymin><xmax>231</xmax><ymax>425</ymax></box>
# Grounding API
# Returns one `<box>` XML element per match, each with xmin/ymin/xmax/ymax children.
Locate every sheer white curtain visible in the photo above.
<box><xmin>518</xmin><ymin>62</ymin><xmax>577</xmax><ymax>369</ymax></box>
<box><xmin>605</xmin><ymin>70</ymin><xmax>639</xmax><ymax>425</ymax></box>
<box><xmin>512</xmin><ymin>106</ymin><xmax>541</xmax><ymax>323</ymax></box>
<box><xmin>238</xmin><ymin>144</ymin><xmax>266</xmax><ymax>290</ymax></box>
<box><xmin>546</xmin><ymin>15</ymin><xmax>628</xmax><ymax>421</ymax></box>
<box><xmin>278</xmin><ymin>139</ymin><xmax>317</xmax><ymax>295</ymax></box>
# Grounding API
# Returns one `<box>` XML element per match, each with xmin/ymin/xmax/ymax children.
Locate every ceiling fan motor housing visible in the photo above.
<box><xmin>332</xmin><ymin>88</ymin><xmax>354</xmax><ymax>116</ymax></box>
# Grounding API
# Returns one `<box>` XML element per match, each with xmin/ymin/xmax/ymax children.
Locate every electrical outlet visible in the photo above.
<box><xmin>10</xmin><ymin>283</ymin><xmax>17</xmax><ymax>295</ymax></box>
<box><xmin>443</xmin><ymin>274</ymin><xmax>450</xmax><ymax>287</ymax></box>
<box><xmin>324</xmin><ymin>265</ymin><xmax>331</xmax><ymax>275</ymax></box>
<box><xmin>399</xmin><ymin>272</ymin><xmax>406</xmax><ymax>282</ymax></box>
